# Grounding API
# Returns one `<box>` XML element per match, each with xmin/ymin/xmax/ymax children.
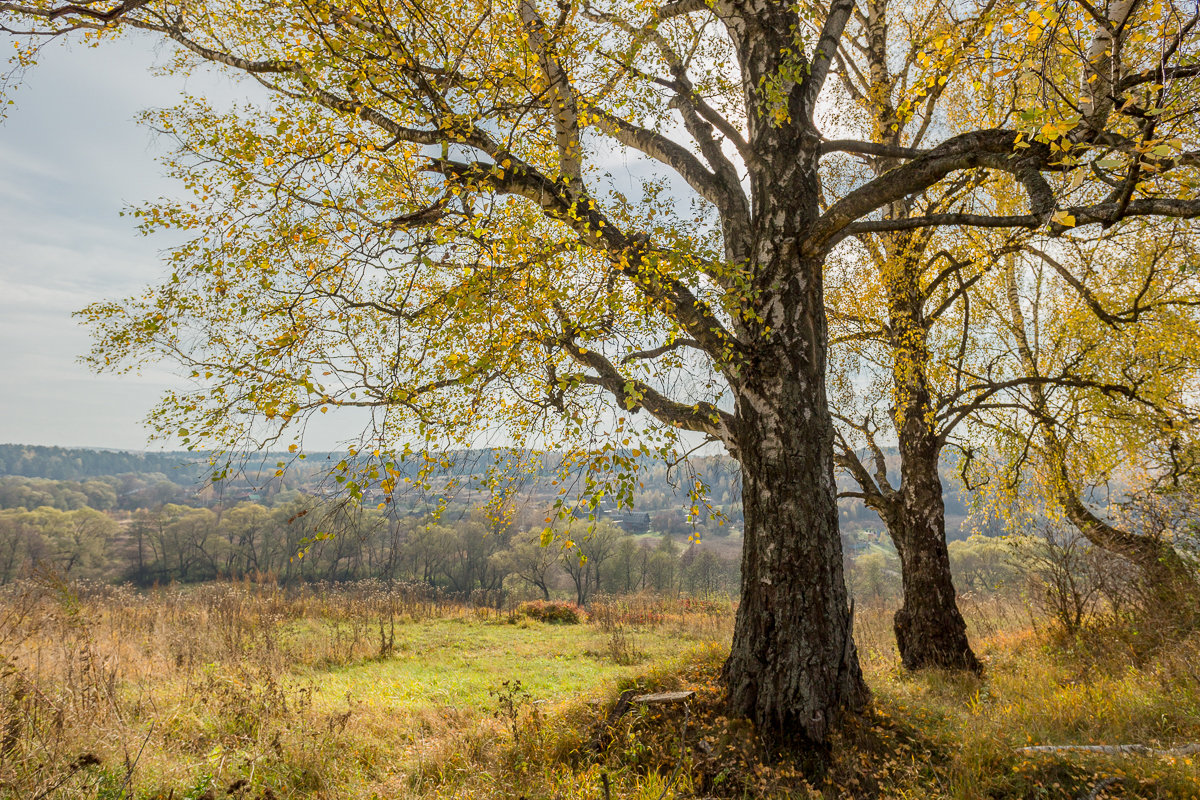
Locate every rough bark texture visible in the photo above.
<box><xmin>716</xmin><ymin>0</ymin><xmax>870</xmax><ymax>741</ymax></box>
<box><xmin>725</xmin><ymin>388</ymin><xmax>869</xmax><ymax>743</ymax></box>
<box><xmin>723</xmin><ymin>251</ymin><xmax>869</xmax><ymax>743</ymax></box>
<box><xmin>892</xmin><ymin>429</ymin><xmax>980</xmax><ymax>672</ymax></box>
<box><xmin>888</xmin><ymin>286</ymin><xmax>979</xmax><ymax>671</ymax></box>
<box><xmin>841</xmin><ymin>425</ymin><xmax>980</xmax><ymax>672</ymax></box>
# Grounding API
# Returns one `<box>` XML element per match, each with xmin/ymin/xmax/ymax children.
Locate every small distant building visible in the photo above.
<box><xmin>610</xmin><ymin>512</ymin><xmax>651</xmax><ymax>534</ymax></box>
<box><xmin>569</xmin><ymin>503</ymin><xmax>651</xmax><ymax>534</ymax></box>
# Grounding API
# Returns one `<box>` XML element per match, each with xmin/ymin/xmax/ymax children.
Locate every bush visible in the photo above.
<box><xmin>588</xmin><ymin>594</ymin><xmax>665</xmax><ymax>628</ymax></box>
<box><xmin>1009</xmin><ymin>523</ymin><xmax>1133</xmax><ymax>636</ymax></box>
<box><xmin>515</xmin><ymin>600</ymin><xmax>584</xmax><ymax>624</ymax></box>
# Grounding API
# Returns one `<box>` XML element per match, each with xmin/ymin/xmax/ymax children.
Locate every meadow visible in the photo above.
<box><xmin>1</xmin><ymin>580</ymin><xmax>1198</xmax><ymax>800</ymax></box>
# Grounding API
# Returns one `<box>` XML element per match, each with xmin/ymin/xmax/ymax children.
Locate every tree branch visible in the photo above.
<box><xmin>807</xmin><ymin>129</ymin><xmax>1046</xmax><ymax>255</ymax></box>
<box><xmin>519</xmin><ymin>0</ymin><xmax>583</xmax><ymax>187</ymax></box>
<box><xmin>839</xmin><ymin>198</ymin><xmax>1200</xmax><ymax>239</ymax></box>
<box><xmin>821</xmin><ymin>139</ymin><xmax>930</xmax><ymax>159</ymax></box>
<box><xmin>587</xmin><ymin>106</ymin><xmax>751</xmax><ymax>261</ymax></box>
<box><xmin>426</xmin><ymin>157</ymin><xmax>744</xmax><ymax>367</ymax></box>
<box><xmin>800</xmin><ymin>0</ymin><xmax>854</xmax><ymax>122</ymax></box>
<box><xmin>560</xmin><ymin>336</ymin><xmax>736</xmax><ymax>444</ymax></box>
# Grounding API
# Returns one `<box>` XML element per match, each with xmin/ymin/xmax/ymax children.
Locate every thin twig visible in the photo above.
<box><xmin>117</xmin><ymin>721</ymin><xmax>156</xmax><ymax>799</ymax></box>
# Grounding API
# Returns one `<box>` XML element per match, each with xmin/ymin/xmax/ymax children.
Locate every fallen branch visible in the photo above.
<box><xmin>1018</xmin><ymin>743</ymin><xmax>1200</xmax><ymax>757</ymax></box>
<box><xmin>630</xmin><ymin>690</ymin><xmax>695</xmax><ymax>705</ymax></box>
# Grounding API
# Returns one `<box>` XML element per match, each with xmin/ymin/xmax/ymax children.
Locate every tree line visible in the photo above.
<box><xmin>0</xmin><ymin>499</ymin><xmax>741</xmax><ymax>602</ymax></box>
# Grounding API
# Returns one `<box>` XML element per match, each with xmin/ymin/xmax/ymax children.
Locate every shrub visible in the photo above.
<box><xmin>1009</xmin><ymin>523</ymin><xmax>1133</xmax><ymax>636</ymax></box>
<box><xmin>515</xmin><ymin>600</ymin><xmax>584</xmax><ymax>624</ymax></box>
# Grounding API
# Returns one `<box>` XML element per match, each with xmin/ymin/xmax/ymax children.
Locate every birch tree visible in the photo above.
<box><xmin>983</xmin><ymin>227</ymin><xmax>1200</xmax><ymax>621</ymax></box>
<box><xmin>826</xmin><ymin>0</ymin><xmax>1200</xmax><ymax>670</ymax></box>
<box><xmin>4</xmin><ymin>0</ymin><xmax>1200</xmax><ymax>740</ymax></box>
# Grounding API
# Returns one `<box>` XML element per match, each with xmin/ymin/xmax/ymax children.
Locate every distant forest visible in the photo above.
<box><xmin>0</xmin><ymin>444</ymin><xmax>749</xmax><ymax>596</ymax></box>
<box><xmin>0</xmin><ymin>443</ymin><xmax>748</xmax><ymax>527</ymax></box>
<box><xmin>0</xmin><ymin>445</ymin><xmax>206</xmax><ymax>482</ymax></box>
<box><xmin>0</xmin><ymin>443</ymin><xmax>982</xmax><ymax>533</ymax></box>
<box><xmin>0</xmin><ymin>443</ymin><xmax>996</xmax><ymax>598</ymax></box>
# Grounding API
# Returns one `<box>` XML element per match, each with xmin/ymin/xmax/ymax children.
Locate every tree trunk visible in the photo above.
<box><xmin>1004</xmin><ymin>262</ymin><xmax>1199</xmax><ymax>626</ymax></box>
<box><xmin>892</xmin><ymin>429</ymin><xmax>980</xmax><ymax>671</ymax></box>
<box><xmin>881</xmin><ymin>242</ymin><xmax>980</xmax><ymax>671</ymax></box>
<box><xmin>1055</xmin><ymin>464</ymin><xmax>1199</xmax><ymax>622</ymax></box>
<box><xmin>723</xmin><ymin>270</ymin><xmax>869</xmax><ymax>743</ymax></box>
<box><xmin>837</xmin><ymin>284</ymin><xmax>980</xmax><ymax>671</ymax></box>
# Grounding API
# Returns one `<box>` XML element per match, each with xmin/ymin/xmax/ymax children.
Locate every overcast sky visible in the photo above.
<box><xmin>2</xmin><ymin>42</ymin><xmax>171</xmax><ymax>450</ymax></box>
<box><xmin>0</xmin><ymin>40</ymin><xmax>371</xmax><ymax>451</ymax></box>
<box><xmin>0</xmin><ymin>37</ymin><xmax>707</xmax><ymax>454</ymax></box>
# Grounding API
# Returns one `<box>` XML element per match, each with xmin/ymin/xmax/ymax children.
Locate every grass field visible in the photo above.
<box><xmin>1</xmin><ymin>580</ymin><xmax>1198</xmax><ymax>799</ymax></box>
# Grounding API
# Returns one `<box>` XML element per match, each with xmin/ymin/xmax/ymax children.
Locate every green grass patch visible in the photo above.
<box><xmin>305</xmin><ymin>617</ymin><xmax>719</xmax><ymax>713</ymax></box>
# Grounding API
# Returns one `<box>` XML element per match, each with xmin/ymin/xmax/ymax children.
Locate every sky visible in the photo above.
<box><xmin>1</xmin><ymin>41</ymin><xmax>193</xmax><ymax>450</ymax></box>
<box><xmin>0</xmin><ymin>35</ymin><xmax>710</xmax><ymax>455</ymax></box>
<box><xmin>0</xmin><ymin>39</ymin><xmax>369</xmax><ymax>451</ymax></box>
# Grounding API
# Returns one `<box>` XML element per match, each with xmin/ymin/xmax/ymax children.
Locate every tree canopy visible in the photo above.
<box><xmin>4</xmin><ymin>0</ymin><xmax>1200</xmax><ymax>743</ymax></box>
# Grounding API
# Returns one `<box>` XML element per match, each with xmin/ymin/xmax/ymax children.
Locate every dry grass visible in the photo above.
<box><xmin>1</xmin><ymin>579</ymin><xmax>1198</xmax><ymax>799</ymax></box>
<box><xmin>0</xmin><ymin>580</ymin><xmax>730</xmax><ymax>799</ymax></box>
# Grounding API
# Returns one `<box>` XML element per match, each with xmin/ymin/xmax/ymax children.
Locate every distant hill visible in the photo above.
<box><xmin>0</xmin><ymin>443</ymin><xmax>993</xmax><ymax>539</ymax></box>
<box><xmin>0</xmin><ymin>444</ymin><xmax>205</xmax><ymax>482</ymax></box>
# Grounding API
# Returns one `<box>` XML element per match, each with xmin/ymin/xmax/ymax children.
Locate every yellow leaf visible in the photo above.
<box><xmin>1051</xmin><ymin>210</ymin><xmax>1076</xmax><ymax>227</ymax></box>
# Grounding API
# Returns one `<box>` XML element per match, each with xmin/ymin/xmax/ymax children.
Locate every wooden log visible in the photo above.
<box><xmin>630</xmin><ymin>690</ymin><xmax>695</xmax><ymax>705</ymax></box>
<box><xmin>1017</xmin><ymin>743</ymin><xmax>1200</xmax><ymax>757</ymax></box>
